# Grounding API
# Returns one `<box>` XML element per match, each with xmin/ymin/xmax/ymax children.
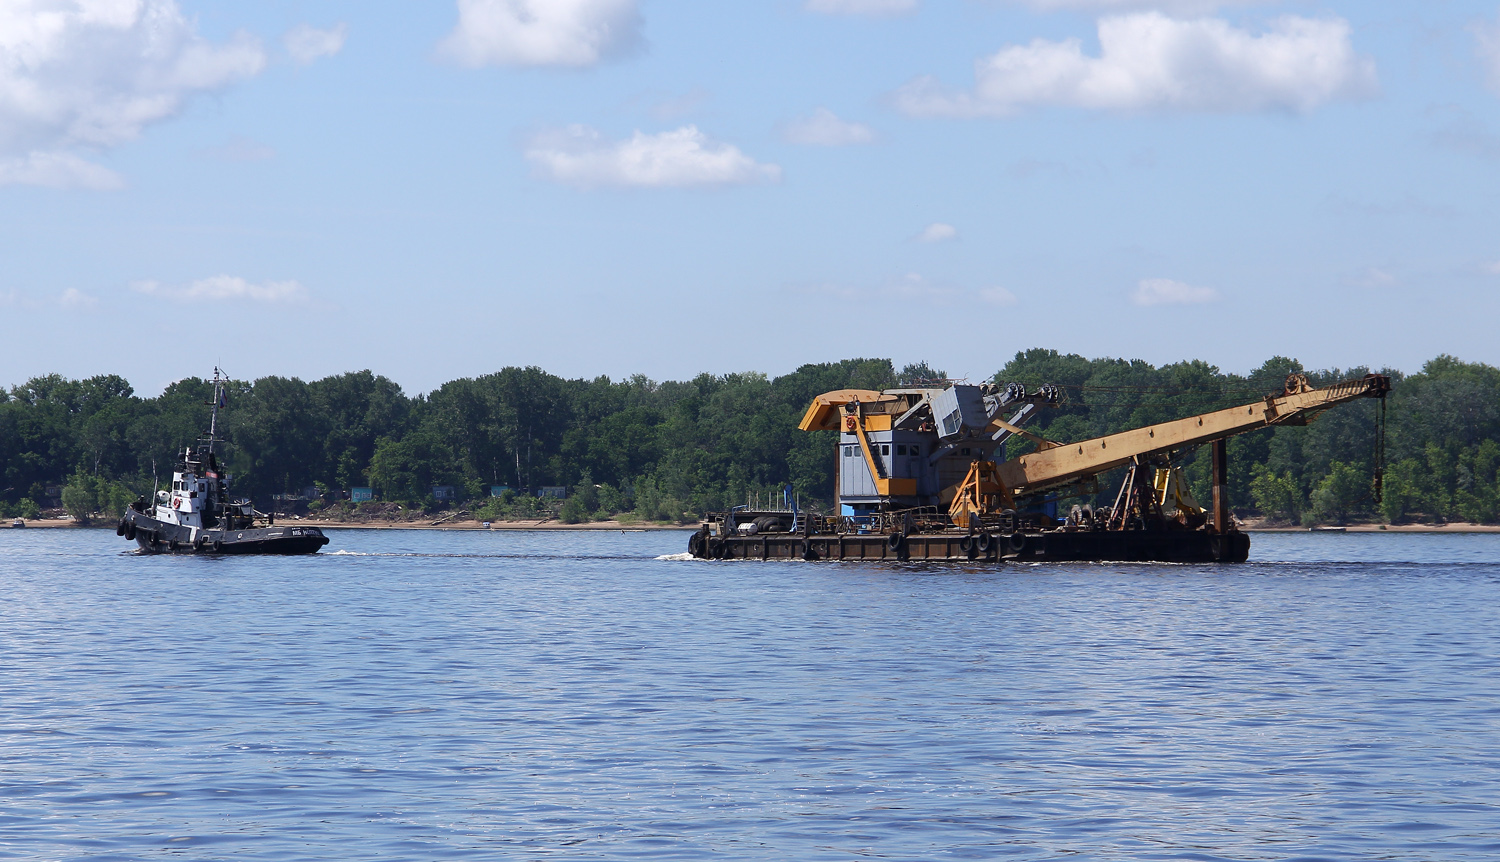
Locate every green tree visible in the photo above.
<box><xmin>60</xmin><ymin>470</ymin><xmax>97</xmax><ymax>522</ymax></box>
<box><xmin>558</xmin><ymin>495</ymin><xmax>588</xmax><ymax>524</ymax></box>
<box><xmin>1309</xmin><ymin>461</ymin><xmax>1368</xmax><ymax>525</ymax></box>
<box><xmin>1379</xmin><ymin>458</ymin><xmax>1426</xmax><ymax>523</ymax></box>
<box><xmin>1249</xmin><ymin>464</ymin><xmax>1301</xmax><ymax>522</ymax></box>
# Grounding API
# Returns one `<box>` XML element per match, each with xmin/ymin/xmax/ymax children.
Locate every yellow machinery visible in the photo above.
<box><xmin>693</xmin><ymin>373</ymin><xmax>1391</xmax><ymax>562</ymax></box>
<box><xmin>804</xmin><ymin>373</ymin><xmax>1391</xmax><ymax>533</ymax></box>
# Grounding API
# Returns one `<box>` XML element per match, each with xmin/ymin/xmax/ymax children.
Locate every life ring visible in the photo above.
<box><xmin>976</xmin><ymin>532</ymin><xmax>993</xmax><ymax>554</ymax></box>
<box><xmin>1008</xmin><ymin>532</ymin><xmax>1027</xmax><ymax>554</ymax></box>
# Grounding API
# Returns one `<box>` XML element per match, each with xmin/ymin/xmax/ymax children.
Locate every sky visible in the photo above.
<box><xmin>3</xmin><ymin>0</ymin><xmax>1500</xmax><ymax>396</ymax></box>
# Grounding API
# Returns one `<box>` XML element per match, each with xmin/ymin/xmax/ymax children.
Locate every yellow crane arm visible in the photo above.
<box><xmin>996</xmin><ymin>374</ymin><xmax>1391</xmax><ymax>496</ymax></box>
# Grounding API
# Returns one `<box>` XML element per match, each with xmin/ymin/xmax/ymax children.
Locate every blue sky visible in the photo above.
<box><xmin>3</xmin><ymin>0</ymin><xmax>1499</xmax><ymax>396</ymax></box>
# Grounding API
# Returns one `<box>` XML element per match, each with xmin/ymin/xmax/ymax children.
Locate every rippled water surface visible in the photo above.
<box><xmin>4</xmin><ymin>528</ymin><xmax>1500</xmax><ymax>860</ymax></box>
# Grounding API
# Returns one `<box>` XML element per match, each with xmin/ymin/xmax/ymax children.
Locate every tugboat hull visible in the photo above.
<box><xmin>121</xmin><ymin>511</ymin><xmax>329</xmax><ymax>555</ymax></box>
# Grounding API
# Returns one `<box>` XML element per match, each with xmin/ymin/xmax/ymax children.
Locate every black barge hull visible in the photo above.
<box><xmin>121</xmin><ymin>511</ymin><xmax>329</xmax><ymax>555</ymax></box>
<box><xmin>690</xmin><ymin>529</ymin><xmax>1250</xmax><ymax>563</ymax></box>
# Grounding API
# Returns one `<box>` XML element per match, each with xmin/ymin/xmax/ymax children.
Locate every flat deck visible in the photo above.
<box><xmin>690</xmin><ymin>529</ymin><xmax>1250</xmax><ymax>563</ymax></box>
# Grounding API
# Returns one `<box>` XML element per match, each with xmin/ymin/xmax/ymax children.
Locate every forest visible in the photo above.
<box><xmin>2</xmin><ymin>352</ymin><xmax>1497</xmax><ymax>527</ymax></box>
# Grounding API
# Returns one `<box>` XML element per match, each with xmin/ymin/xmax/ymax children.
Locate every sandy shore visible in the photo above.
<box><xmin>1239</xmin><ymin>522</ymin><xmax>1500</xmax><ymax>533</ymax></box>
<box><xmin>10</xmin><ymin>517</ymin><xmax>696</xmax><ymax>531</ymax></box>
<box><xmin>11</xmin><ymin>517</ymin><xmax>1498</xmax><ymax>533</ymax></box>
<box><xmin>313</xmin><ymin>518</ymin><xmax>697</xmax><ymax>531</ymax></box>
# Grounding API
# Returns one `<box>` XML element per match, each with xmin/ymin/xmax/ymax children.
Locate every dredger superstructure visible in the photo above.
<box><xmin>688</xmin><ymin>373</ymin><xmax>1390</xmax><ymax>563</ymax></box>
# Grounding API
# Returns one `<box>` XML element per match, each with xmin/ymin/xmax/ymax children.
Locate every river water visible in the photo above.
<box><xmin>3</xmin><ymin>528</ymin><xmax>1499</xmax><ymax>861</ymax></box>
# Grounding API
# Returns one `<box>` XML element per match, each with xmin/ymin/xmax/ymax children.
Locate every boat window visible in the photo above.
<box><xmin>881</xmin><ymin>445</ymin><xmax>889</xmax><ymax>455</ymax></box>
<box><xmin>844</xmin><ymin>446</ymin><xmax>854</xmax><ymax>457</ymax></box>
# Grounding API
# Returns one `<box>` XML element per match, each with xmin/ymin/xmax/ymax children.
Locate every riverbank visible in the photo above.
<box><xmin>1237</xmin><ymin>519</ymin><xmax>1500</xmax><ymax>533</ymax></box>
<box><xmin>13</xmin><ymin>517</ymin><xmax>1499</xmax><ymax>533</ymax></box>
<box><xmin>10</xmin><ymin>517</ymin><xmax>697</xmax><ymax>531</ymax></box>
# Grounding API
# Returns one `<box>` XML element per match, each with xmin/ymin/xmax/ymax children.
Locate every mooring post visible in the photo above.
<box><xmin>1211</xmin><ymin>438</ymin><xmax>1228</xmax><ymax>533</ymax></box>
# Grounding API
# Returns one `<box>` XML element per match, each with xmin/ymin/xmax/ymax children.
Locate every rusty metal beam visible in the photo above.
<box><xmin>996</xmin><ymin>375</ymin><xmax>1389</xmax><ymax>496</ymax></box>
<box><xmin>1211</xmin><ymin>438</ymin><xmax>1228</xmax><ymax>534</ymax></box>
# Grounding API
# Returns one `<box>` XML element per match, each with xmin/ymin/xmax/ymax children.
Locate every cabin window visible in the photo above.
<box><xmin>895</xmin><ymin>444</ymin><xmax>907</xmax><ymax>456</ymax></box>
<box><xmin>844</xmin><ymin>446</ymin><xmax>855</xmax><ymax>457</ymax></box>
<box><xmin>881</xmin><ymin>445</ymin><xmax>889</xmax><ymax>455</ymax></box>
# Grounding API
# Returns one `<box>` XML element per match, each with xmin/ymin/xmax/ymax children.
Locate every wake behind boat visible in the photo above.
<box><xmin>118</xmin><ymin>368</ymin><xmax>329</xmax><ymax>555</ymax></box>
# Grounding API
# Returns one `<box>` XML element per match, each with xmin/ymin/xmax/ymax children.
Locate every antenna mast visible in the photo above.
<box><xmin>208</xmin><ymin>367</ymin><xmax>225</xmax><ymax>450</ymax></box>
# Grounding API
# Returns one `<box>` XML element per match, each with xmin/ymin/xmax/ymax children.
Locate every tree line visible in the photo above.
<box><xmin>2</xmin><ymin>353</ymin><xmax>1496</xmax><ymax>526</ymax></box>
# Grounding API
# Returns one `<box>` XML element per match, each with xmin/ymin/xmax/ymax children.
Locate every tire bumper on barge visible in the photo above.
<box><xmin>689</xmin><ymin>528</ymin><xmax>1250</xmax><ymax>563</ymax></box>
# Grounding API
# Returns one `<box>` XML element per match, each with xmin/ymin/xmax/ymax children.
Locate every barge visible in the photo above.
<box><xmin>689</xmin><ymin>373</ymin><xmax>1389</xmax><ymax>564</ymax></box>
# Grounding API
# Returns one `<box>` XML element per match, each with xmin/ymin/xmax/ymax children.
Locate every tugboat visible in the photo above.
<box><xmin>118</xmin><ymin>368</ymin><xmax>330</xmax><ymax>555</ymax></box>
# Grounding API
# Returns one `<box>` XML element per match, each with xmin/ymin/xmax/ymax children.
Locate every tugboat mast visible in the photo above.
<box><xmin>207</xmin><ymin>366</ymin><xmax>225</xmax><ymax>450</ymax></box>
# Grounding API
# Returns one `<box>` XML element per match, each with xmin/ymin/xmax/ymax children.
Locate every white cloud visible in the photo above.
<box><xmin>979</xmin><ymin>286</ymin><xmax>1018</xmax><ymax>306</ymax></box>
<box><xmin>283</xmin><ymin>23</ymin><xmax>348</xmax><ymax>65</ymax></box>
<box><xmin>887</xmin><ymin>272</ymin><xmax>959</xmax><ymax>302</ymax></box>
<box><xmin>1345</xmin><ymin>266</ymin><xmax>1397</xmax><ymax>288</ymax></box>
<box><xmin>808</xmin><ymin>0</ymin><xmax>1267</xmax><ymax>11</ymax></box>
<box><xmin>132</xmin><ymin>276</ymin><xmax>308</xmax><ymax>303</ymax></box>
<box><xmin>525</xmin><ymin>125</ymin><xmax>780</xmax><ymax>189</ymax></box>
<box><xmin>1476</xmin><ymin>13</ymin><xmax>1500</xmax><ymax>94</ymax></box>
<box><xmin>439</xmin><ymin>0</ymin><xmax>642</xmax><ymax>68</ymax></box>
<box><xmin>893</xmin><ymin>13</ymin><xmax>1376</xmax><ymax>117</ymax></box>
<box><xmin>795</xmin><ymin>273</ymin><xmax>1013</xmax><ymax>307</ymax></box>
<box><xmin>650</xmin><ymin>89</ymin><xmax>710</xmax><ymax>121</ymax></box>
<box><xmin>0</xmin><ymin>0</ymin><xmax>265</xmax><ymax>188</ymax></box>
<box><xmin>805</xmin><ymin>0</ymin><xmax>918</xmax><ymax>16</ymax></box>
<box><xmin>1006</xmin><ymin>0</ymin><xmax>1267</xmax><ymax>11</ymax></box>
<box><xmin>916</xmin><ymin>222</ymin><xmax>958</xmax><ymax>243</ymax></box>
<box><xmin>782</xmin><ymin>108</ymin><xmax>876</xmax><ymax>146</ymax></box>
<box><xmin>0</xmin><ymin>151</ymin><xmax>123</xmax><ymax>190</ymax></box>
<box><xmin>203</xmin><ymin>136</ymin><xmax>276</xmax><ymax>163</ymax></box>
<box><xmin>59</xmin><ymin>287</ymin><xmax>96</xmax><ymax>310</ymax></box>
<box><xmin>1131</xmin><ymin>277</ymin><xmax>1219</xmax><ymax>306</ymax></box>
